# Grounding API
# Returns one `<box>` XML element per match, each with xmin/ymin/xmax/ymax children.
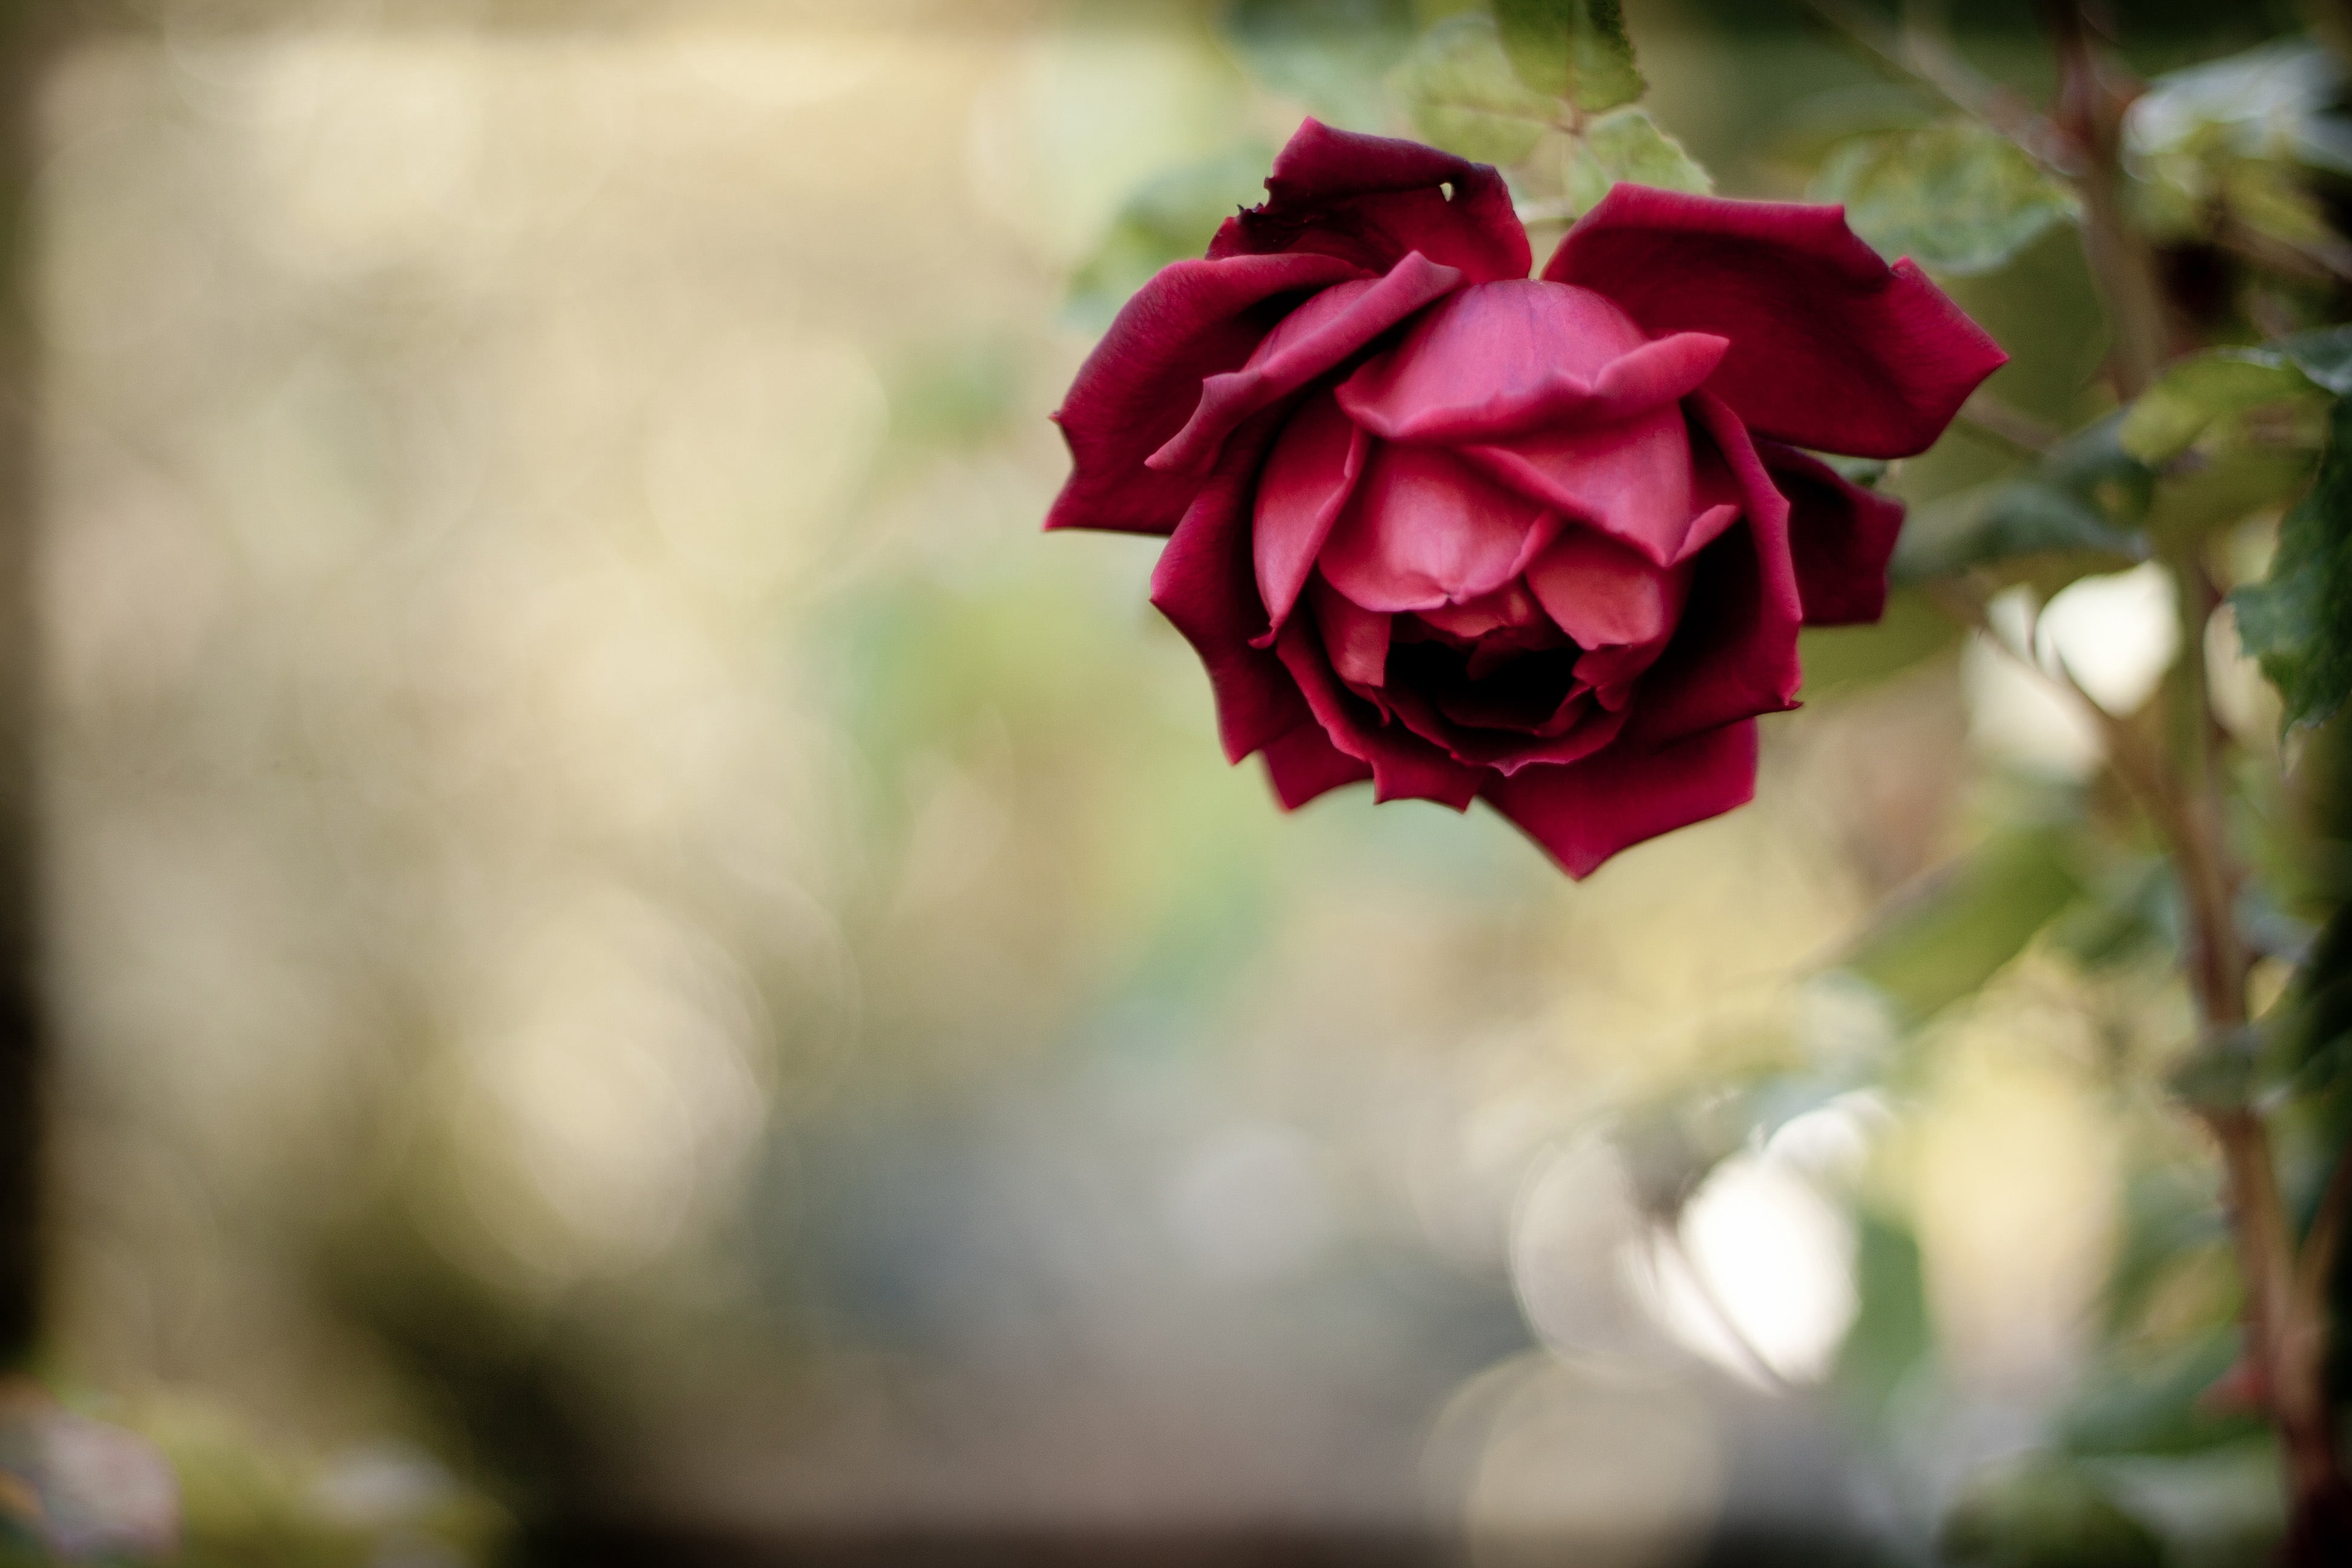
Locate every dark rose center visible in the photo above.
<box><xmin>1386</xmin><ymin>629</ymin><xmax>1584</xmax><ymax>734</ymax></box>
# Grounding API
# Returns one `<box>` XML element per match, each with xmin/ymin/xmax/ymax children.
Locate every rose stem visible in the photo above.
<box><xmin>2038</xmin><ymin>1</ymin><xmax>2351</xmax><ymax>1555</ymax></box>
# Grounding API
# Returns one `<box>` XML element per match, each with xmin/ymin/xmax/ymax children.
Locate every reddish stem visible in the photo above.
<box><xmin>2036</xmin><ymin>4</ymin><xmax>2348</xmax><ymax>1555</ymax></box>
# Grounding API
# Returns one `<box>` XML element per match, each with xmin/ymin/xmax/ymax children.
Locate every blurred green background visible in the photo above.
<box><xmin>5</xmin><ymin>1</ymin><xmax>2344</xmax><ymax>1564</ymax></box>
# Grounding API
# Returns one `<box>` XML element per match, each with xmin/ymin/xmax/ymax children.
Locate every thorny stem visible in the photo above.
<box><xmin>2042</xmin><ymin>1</ymin><xmax>2168</xmax><ymax>397</ymax></box>
<box><xmin>2025</xmin><ymin>2</ymin><xmax>2345</xmax><ymax>1552</ymax></box>
<box><xmin>1938</xmin><ymin>561</ymin><xmax>2345</xmax><ymax>1552</ymax></box>
<box><xmin>1822</xmin><ymin>0</ymin><xmax>2339</xmax><ymax>1543</ymax></box>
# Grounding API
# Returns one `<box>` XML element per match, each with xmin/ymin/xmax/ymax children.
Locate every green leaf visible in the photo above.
<box><xmin>2099</xmin><ymin>1170</ymin><xmax>2230</xmax><ymax>1339</ymax></box>
<box><xmin>2049</xmin><ymin>858</ymin><xmax>2178</xmax><ymax>973</ymax></box>
<box><xmin>1893</xmin><ymin>480</ymin><xmax>2141</xmax><ymax>582</ymax></box>
<box><xmin>1391</xmin><ymin>13</ymin><xmax>1557</xmax><ymax>165</ymax></box>
<box><xmin>1492</xmin><ymin>0</ymin><xmax>1644</xmax><ymax>114</ymax></box>
<box><xmin>1833</xmin><ymin>1212</ymin><xmax>1933</xmax><ymax>1420</ymax></box>
<box><xmin>1065</xmin><ymin>146</ymin><xmax>1275</xmax><ymax>330</ymax></box>
<box><xmin>2146</xmin><ymin>442</ymin><xmax>2320</xmax><ymax>550</ymax></box>
<box><xmin>1842</xmin><ymin>823</ymin><xmax>2085</xmax><ymax>1022</ymax></box>
<box><xmin>1810</xmin><ymin>120</ymin><xmax>2077</xmax><ymax>278</ymax></box>
<box><xmin>2231</xmin><ymin>397</ymin><xmax>2352</xmax><ymax>732</ymax></box>
<box><xmin>2167</xmin><ymin>1024</ymin><xmax>2264</xmax><ymax>1112</ymax></box>
<box><xmin>1796</xmin><ymin>587</ymin><xmax>1963</xmax><ymax>701</ymax></box>
<box><xmin>2130</xmin><ymin>41</ymin><xmax>2352</xmax><ymax>181</ymax></box>
<box><xmin>2121</xmin><ymin>350</ymin><xmax>2321</xmax><ymax>466</ymax></box>
<box><xmin>2129</xmin><ymin>42</ymin><xmax>2352</xmax><ymax>258</ymax></box>
<box><xmin>2111</xmin><ymin>322</ymin><xmax>2352</xmax><ymax>474</ymax></box>
<box><xmin>2118</xmin><ymin>326</ymin><xmax>2352</xmax><ymax>547</ymax></box>
<box><xmin>1560</xmin><ymin>106</ymin><xmax>1711</xmax><ymax>215</ymax></box>
<box><xmin>1221</xmin><ymin>0</ymin><xmax>1416</xmax><ymax>127</ymax></box>
<box><xmin>2275</xmin><ymin>903</ymin><xmax>2352</xmax><ymax>1096</ymax></box>
<box><xmin>2278</xmin><ymin>324</ymin><xmax>2352</xmax><ymax>394</ymax></box>
<box><xmin>1938</xmin><ymin>1456</ymin><xmax>2165</xmax><ymax>1568</ymax></box>
<box><xmin>1892</xmin><ymin>414</ymin><xmax>2151</xmax><ymax>583</ymax></box>
<box><xmin>2062</xmin><ymin>1330</ymin><xmax>2264</xmax><ymax>1457</ymax></box>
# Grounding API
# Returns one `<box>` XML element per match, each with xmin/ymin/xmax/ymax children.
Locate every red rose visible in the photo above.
<box><xmin>1047</xmin><ymin>120</ymin><xmax>2005</xmax><ymax>877</ymax></box>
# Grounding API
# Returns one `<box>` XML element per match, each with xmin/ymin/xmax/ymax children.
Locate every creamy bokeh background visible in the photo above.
<box><xmin>32</xmin><ymin>1</ymin><xmax>2228</xmax><ymax>1556</ymax></box>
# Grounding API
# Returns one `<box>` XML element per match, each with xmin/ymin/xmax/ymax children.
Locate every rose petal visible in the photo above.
<box><xmin>1148</xmin><ymin>410</ymin><xmax>1312</xmax><ymax>762</ymax></box>
<box><xmin>1308</xmin><ymin>575</ymin><xmax>1392</xmax><ymax>688</ymax></box>
<box><xmin>1252</xmin><ymin>390</ymin><xmax>1370</xmax><ymax>638</ymax></box>
<box><xmin>1276</xmin><ymin>619</ymin><xmax>1481</xmax><ymax>809</ymax></box>
<box><xmin>1495</xmin><ymin>705</ymin><xmax>1632</xmax><ymax>770</ymax></box>
<box><xmin>1544</xmin><ymin>185</ymin><xmax>2008</xmax><ymax>460</ymax></box>
<box><xmin>1318</xmin><ymin>443</ymin><xmax>1557</xmax><ymax>613</ymax></box>
<box><xmin>1754</xmin><ymin>440</ymin><xmax>1909</xmax><ymax>627</ymax></box>
<box><xmin>1524</xmin><ymin>524</ymin><xmax>1693</xmax><ymax>650</ymax></box>
<box><xmin>1211</xmin><ymin>118</ymin><xmax>1531</xmax><ymax>284</ymax></box>
<box><xmin>1619</xmin><ymin>394</ymin><xmax>1803</xmax><ymax>746</ymax></box>
<box><xmin>1483</xmin><ymin>720</ymin><xmax>1761</xmax><ymax>878</ymax></box>
<box><xmin>1337</xmin><ymin>281</ymin><xmax>1726</xmax><ymax>443</ymax></box>
<box><xmin>1048</xmin><ymin>251</ymin><xmax>1370</xmax><ymax>535</ymax></box>
<box><xmin>1453</xmin><ymin>407</ymin><xmax>1696</xmax><ymax>566</ymax></box>
<box><xmin>1150</xmin><ymin>252</ymin><xmax>1463</xmax><ymax>479</ymax></box>
<box><xmin>1390</xmin><ymin>677</ymin><xmax>1631</xmax><ymax>772</ymax></box>
<box><xmin>1261</xmin><ymin>722</ymin><xmax>1373</xmax><ymax>809</ymax></box>
<box><xmin>1412</xmin><ymin>580</ymin><xmax>1553</xmax><ymax>645</ymax></box>
<box><xmin>1576</xmin><ymin>644</ymin><xmax>1656</xmax><ymax>708</ymax></box>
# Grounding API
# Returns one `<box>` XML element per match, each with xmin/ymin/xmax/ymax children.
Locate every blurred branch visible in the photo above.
<box><xmin>2165</xmin><ymin>554</ymin><xmax>2250</xmax><ymax>1030</ymax></box>
<box><xmin>2216</xmin><ymin>217</ymin><xmax>2352</xmax><ymax>289</ymax></box>
<box><xmin>1924</xmin><ymin>575</ymin><xmax>2185</xmax><ymax>843</ymax></box>
<box><xmin>1957</xmin><ymin>391</ymin><xmax>2060</xmax><ymax>453</ymax></box>
<box><xmin>1789</xmin><ymin>0</ymin><xmax>2073</xmax><ymax>175</ymax></box>
<box><xmin>0</xmin><ymin>6</ymin><xmax>56</xmax><ymax>1374</ymax></box>
<box><xmin>1928</xmin><ymin>552</ymin><xmax>2342</xmax><ymax>1546</ymax></box>
<box><xmin>2041</xmin><ymin>0</ymin><xmax>2167</xmax><ymax>398</ymax></box>
<box><xmin>2023</xmin><ymin>4</ymin><xmax>2352</xmax><ymax>1509</ymax></box>
<box><xmin>2163</xmin><ymin>484</ymin><xmax>2352</xmax><ymax>1563</ymax></box>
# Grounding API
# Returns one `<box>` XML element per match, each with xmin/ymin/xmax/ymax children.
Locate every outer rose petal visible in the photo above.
<box><xmin>1276</xmin><ymin>619</ymin><xmax>1482</xmax><ymax>809</ymax></box>
<box><xmin>1210</xmin><ymin>119</ymin><xmax>1531</xmax><ymax>285</ymax></box>
<box><xmin>1149</xmin><ymin>410</ymin><xmax>1310</xmax><ymax>762</ymax></box>
<box><xmin>1754</xmin><ymin>439</ymin><xmax>1908</xmax><ymax>627</ymax></box>
<box><xmin>1620</xmin><ymin>394</ymin><xmax>1805</xmax><ymax>746</ymax></box>
<box><xmin>1047</xmin><ymin>251</ymin><xmax>1369</xmax><ymax>535</ymax></box>
<box><xmin>1337</xmin><ymin>281</ymin><xmax>1726</xmax><ymax>443</ymax></box>
<box><xmin>1483</xmin><ymin>720</ymin><xmax>1760</xmax><ymax>878</ymax></box>
<box><xmin>1150</xmin><ymin>252</ymin><xmax>1463</xmax><ymax>479</ymax></box>
<box><xmin>1262</xmin><ymin>722</ymin><xmax>1373</xmax><ymax>809</ymax></box>
<box><xmin>1544</xmin><ymin>186</ymin><xmax>2007</xmax><ymax>460</ymax></box>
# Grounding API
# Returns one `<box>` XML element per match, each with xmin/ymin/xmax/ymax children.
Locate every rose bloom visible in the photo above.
<box><xmin>1047</xmin><ymin>121</ymin><xmax>2005</xmax><ymax>876</ymax></box>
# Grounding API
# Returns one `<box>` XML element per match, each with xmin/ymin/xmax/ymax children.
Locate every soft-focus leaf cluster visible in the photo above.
<box><xmin>1812</xmin><ymin>120</ymin><xmax>2076</xmax><ymax>278</ymax></box>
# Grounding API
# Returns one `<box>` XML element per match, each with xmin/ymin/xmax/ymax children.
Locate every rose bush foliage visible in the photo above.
<box><xmin>1047</xmin><ymin>121</ymin><xmax>2006</xmax><ymax>875</ymax></box>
